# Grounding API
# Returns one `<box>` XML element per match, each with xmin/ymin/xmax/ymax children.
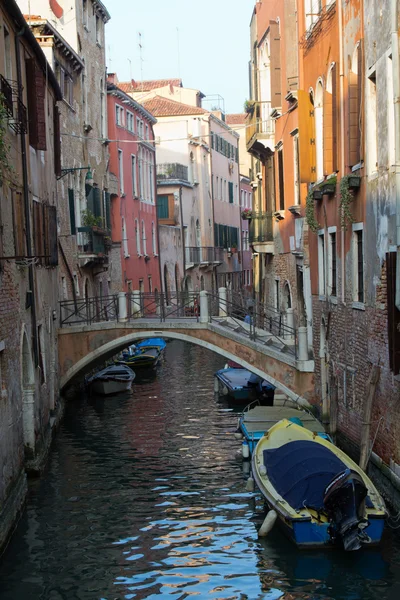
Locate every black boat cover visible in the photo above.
<box><xmin>263</xmin><ymin>440</ymin><xmax>347</xmax><ymax>510</ymax></box>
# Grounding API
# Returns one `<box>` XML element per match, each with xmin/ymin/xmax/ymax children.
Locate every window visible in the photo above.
<box><xmin>241</xmin><ymin>190</ymin><xmax>244</xmax><ymax>208</ymax></box>
<box><xmin>73</xmin><ymin>272</ymin><xmax>80</xmax><ymax>296</ymax></box>
<box><xmin>315</xmin><ymin>80</ymin><xmax>324</xmax><ymax>180</ymax></box>
<box><xmin>138</xmin><ymin>149</ymin><xmax>144</xmax><ymax>198</ymax></box>
<box><xmin>122</xmin><ymin>217</ymin><xmax>129</xmax><ymax>257</ymax></box>
<box><xmin>145</xmin><ymin>124</ymin><xmax>149</xmax><ymax>140</ymax></box>
<box><xmin>131</xmin><ymin>155</ymin><xmax>137</xmax><ymax>196</ymax></box>
<box><xmin>61</xmin><ymin>276</ymin><xmax>68</xmax><ymax>300</ymax></box>
<box><xmin>38</xmin><ymin>325</ymin><xmax>46</xmax><ymax>385</ymax></box>
<box><xmin>277</xmin><ymin>147</ymin><xmax>285</xmax><ymax>210</ymax></box>
<box><xmin>68</xmin><ymin>189</ymin><xmax>76</xmax><ymax>235</ymax></box>
<box><xmin>148</xmin><ymin>275</ymin><xmax>152</xmax><ymax>293</ymax></box>
<box><xmin>387</xmin><ymin>57</ymin><xmax>395</xmax><ymax>167</ymax></box>
<box><xmin>4</xmin><ymin>26</ymin><xmax>12</xmax><ymax>80</ymax></box>
<box><xmin>305</xmin><ymin>0</ymin><xmax>322</xmax><ymax>30</ymax></box>
<box><xmin>118</xmin><ymin>149</ymin><xmax>124</xmax><ymax>195</ymax></box>
<box><xmin>367</xmin><ymin>70</ymin><xmax>377</xmax><ymax>174</ymax></box>
<box><xmin>135</xmin><ymin>219</ymin><xmax>141</xmax><ymax>255</ymax></box>
<box><xmin>152</xmin><ymin>222</ymin><xmax>157</xmax><ymax>254</ymax></box>
<box><xmin>83</xmin><ymin>0</ymin><xmax>89</xmax><ymax>29</ymax></box>
<box><xmin>275</xmin><ymin>279</ymin><xmax>280</xmax><ymax>310</ymax></box>
<box><xmin>149</xmin><ymin>154</ymin><xmax>155</xmax><ymax>203</ymax></box>
<box><xmin>318</xmin><ymin>231</ymin><xmax>326</xmax><ymax>297</ymax></box>
<box><xmin>95</xmin><ymin>14</ymin><xmax>101</xmax><ymax>45</ymax></box>
<box><xmin>328</xmin><ymin>228</ymin><xmax>337</xmax><ymax>297</ymax></box>
<box><xmin>100</xmin><ymin>78</ymin><xmax>105</xmax><ymax>138</ymax></box>
<box><xmin>127</xmin><ymin>111</ymin><xmax>134</xmax><ymax>132</ymax></box>
<box><xmin>157</xmin><ymin>195</ymin><xmax>169</xmax><ymax>219</ymax></box>
<box><xmin>293</xmin><ymin>134</ymin><xmax>300</xmax><ymax>205</ymax></box>
<box><xmin>228</xmin><ymin>182</ymin><xmax>234</xmax><ymax>204</ymax></box>
<box><xmin>352</xmin><ymin>225</ymin><xmax>364</xmax><ymax>304</ymax></box>
<box><xmin>25</xmin><ymin>58</ymin><xmax>46</xmax><ymax>150</ymax></box>
<box><xmin>116</xmin><ymin>105</ymin><xmax>124</xmax><ymax>126</ymax></box>
<box><xmin>142</xmin><ymin>220</ymin><xmax>147</xmax><ymax>255</ymax></box>
<box><xmin>349</xmin><ymin>43</ymin><xmax>363</xmax><ymax>167</ymax></box>
<box><xmin>224</xmin><ymin>179</ymin><xmax>227</xmax><ymax>202</ymax></box>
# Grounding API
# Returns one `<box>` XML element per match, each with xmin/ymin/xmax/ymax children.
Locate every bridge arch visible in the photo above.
<box><xmin>60</xmin><ymin>330</ymin><xmax>310</xmax><ymax>407</ymax></box>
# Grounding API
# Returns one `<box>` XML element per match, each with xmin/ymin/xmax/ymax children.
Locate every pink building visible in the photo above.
<box><xmin>107</xmin><ymin>74</ymin><xmax>161</xmax><ymax>296</ymax></box>
<box><xmin>239</xmin><ymin>176</ymin><xmax>253</xmax><ymax>292</ymax></box>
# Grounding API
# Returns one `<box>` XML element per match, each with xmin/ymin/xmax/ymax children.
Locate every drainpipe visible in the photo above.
<box><xmin>338</xmin><ymin>0</ymin><xmax>345</xmax><ymax>305</ymax></box>
<box><xmin>392</xmin><ymin>0</ymin><xmax>400</xmax><ymax>310</ymax></box>
<box><xmin>179</xmin><ymin>185</ymin><xmax>185</xmax><ymax>290</ymax></box>
<box><xmin>15</xmin><ymin>27</ymin><xmax>38</xmax><ymax>367</ymax></box>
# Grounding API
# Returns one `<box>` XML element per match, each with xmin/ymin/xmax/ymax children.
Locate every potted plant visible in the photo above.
<box><xmin>241</xmin><ymin>208</ymin><xmax>253</xmax><ymax>220</ymax></box>
<box><xmin>81</xmin><ymin>209</ymin><xmax>104</xmax><ymax>229</ymax></box>
<box><xmin>322</xmin><ymin>175</ymin><xmax>337</xmax><ymax>196</ymax></box>
<box><xmin>312</xmin><ymin>187</ymin><xmax>323</xmax><ymax>200</ymax></box>
<box><xmin>348</xmin><ymin>175</ymin><xmax>361</xmax><ymax>189</ymax></box>
<box><xmin>231</xmin><ymin>243</ymin><xmax>238</xmax><ymax>253</ymax></box>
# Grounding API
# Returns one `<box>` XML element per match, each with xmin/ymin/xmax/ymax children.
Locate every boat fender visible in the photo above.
<box><xmin>214</xmin><ymin>377</ymin><xmax>220</xmax><ymax>393</ymax></box>
<box><xmin>258</xmin><ymin>510</ymin><xmax>278</xmax><ymax>537</ymax></box>
<box><xmin>259</xmin><ymin>465</ymin><xmax>267</xmax><ymax>476</ymax></box>
<box><xmin>242</xmin><ymin>441</ymin><xmax>250</xmax><ymax>459</ymax></box>
<box><xmin>234</xmin><ymin>428</ymin><xmax>243</xmax><ymax>440</ymax></box>
<box><xmin>246</xmin><ymin>476</ymin><xmax>255</xmax><ymax>492</ymax></box>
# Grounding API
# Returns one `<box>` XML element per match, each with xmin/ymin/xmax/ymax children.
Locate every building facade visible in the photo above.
<box><xmin>0</xmin><ymin>0</ymin><xmax>62</xmax><ymax>551</ymax></box>
<box><xmin>107</xmin><ymin>74</ymin><xmax>161</xmax><ymax>299</ymax></box>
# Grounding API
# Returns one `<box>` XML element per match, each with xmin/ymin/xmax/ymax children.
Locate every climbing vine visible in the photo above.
<box><xmin>305</xmin><ymin>187</ymin><xmax>320</xmax><ymax>233</ymax></box>
<box><xmin>339</xmin><ymin>175</ymin><xmax>355</xmax><ymax>231</ymax></box>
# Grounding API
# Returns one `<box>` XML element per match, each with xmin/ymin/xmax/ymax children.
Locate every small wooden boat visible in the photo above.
<box><xmin>214</xmin><ymin>368</ymin><xmax>275</xmax><ymax>402</ymax></box>
<box><xmin>87</xmin><ymin>364</ymin><xmax>135</xmax><ymax>396</ymax></box>
<box><xmin>117</xmin><ymin>338</ymin><xmax>166</xmax><ymax>370</ymax></box>
<box><xmin>252</xmin><ymin>419</ymin><xmax>386</xmax><ymax>550</ymax></box>
<box><xmin>239</xmin><ymin>402</ymin><xmax>331</xmax><ymax>455</ymax></box>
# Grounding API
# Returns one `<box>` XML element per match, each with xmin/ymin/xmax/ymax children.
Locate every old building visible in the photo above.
<box><xmin>0</xmin><ymin>0</ymin><xmax>61</xmax><ymax>551</ymax></box>
<box><xmin>107</xmin><ymin>74</ymin><xmax>161</xmax><ymax>298</ymax></box>
<box><xmin>17</xmin><ymin>0</ymin><xmax>114</xmax><ymax>306</ymax></box>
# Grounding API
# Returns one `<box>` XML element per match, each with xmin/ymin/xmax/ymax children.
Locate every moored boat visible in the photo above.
<box><xmin>252</xmin><ymin>419</ymin><xmax>386</xmax><ymax>550</ymax></box>
<box><xmin>87</xmin><ymin>364</ymin><xmax>135</xmax><ymax>396</ymax></box>
<box><xmin>117</xmin><ymin>338</ymin><xmax>166</xmax><ymax>370</ymax></box>
<box><xmin>214</xmin><ymin>368</ymin><xmax>275</xmax><ymax>403</ymax></box>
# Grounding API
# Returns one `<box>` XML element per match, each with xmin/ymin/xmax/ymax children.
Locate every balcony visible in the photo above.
<box><xmin>0</xmin><ymin>74</ymin><xmax>13</xmax><ymax>117</ymax></box>
<box><xmin>185</xmin><ymin>246</ymin><xmax>223</xmax><ymax>267</ymax></box>
<box><xmin>245</xmin><ymin>101</ymin><xmax>275</xmax><ymax>157</ymax></box>
<box><xmin>77</xmin><ymin>226</ymin><xmax>110</xmax><ymax>268</ymax></box>
<box><xmin>157</xmin><ymin>163</ymin><xmax>189</xmax><ymax>183</ymax></box>
<box><xmin>249</xmin><ymin>212</ymin><xmax>274</xmax><ymax>254</ymax></box>
<box><xmin>0</xmin><ymin>74</ymin><xmax>28</xmax><ymax>134</ymax></box>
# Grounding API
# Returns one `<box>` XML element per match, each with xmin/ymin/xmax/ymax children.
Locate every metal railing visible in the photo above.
<box><xmin>60</xmin><ymin>295</ymin><xmax>118</xmax><ymax>326</ymax></box>
<box><xmin>128</xmin><ymin>291</ymin><xmax>202</xmax><ymax>321</ymax></box>
<box><xmin>77</xmin><ymin>226</ymin><xmax>109</xmax><ymax>256</ymax></box>
<box><xmin>185</xmin><ymin>246</ymin><xmax>224</xmax><ymax>264</ymax></box>
<box><xmin>0</xmin><ymin>74</ymin><xmax>13</xmax><ymax>117</ymax></box>
<box><xmin>245</xmin><ymin>101</ymin><xmax>274</xmax><ymax>147</ymax></box>
<box><xmin>157</xmin><ymin>163</ymin><xmax>189</xmax><ymax>182</ymax></box>
<box><xmin>249</xmin><ymin>212</ymin><xmax>274</xmax><ymax>244</ymax></box>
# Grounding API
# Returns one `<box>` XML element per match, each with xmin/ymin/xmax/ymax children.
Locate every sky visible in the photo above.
<box><xmin>105</xmin><ymin>0</ymin><xmax>255</xmax><ymax>115</ymax></box>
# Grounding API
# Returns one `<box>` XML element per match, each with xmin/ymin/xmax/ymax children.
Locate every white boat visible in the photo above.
<box><xmin>87</xmin><ymin>365</ymin><xmax>135</xmax><ymax>396</ymax></box>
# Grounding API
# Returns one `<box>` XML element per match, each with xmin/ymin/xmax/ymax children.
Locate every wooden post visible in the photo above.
<box><xmin>359</xmin><ymin>365</ymin><xmax>381</xmax><ymax>472</ymax></box>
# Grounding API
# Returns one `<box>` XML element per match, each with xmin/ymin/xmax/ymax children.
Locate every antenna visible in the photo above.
<box><xmin>128</xmin><ymin>58</ymin><xmax>132</xmax><ymax>81</ymax></box>
<box><xmin>138</xmin><ymin>32</ymin><xmax>144</xmax><ymax>90</ymax></box>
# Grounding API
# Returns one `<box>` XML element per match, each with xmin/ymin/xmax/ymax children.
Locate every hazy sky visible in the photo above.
<box><xmin>105</xmin><ymin>0</ymin><xmax>255</xmax><ymax>114</ymax></box>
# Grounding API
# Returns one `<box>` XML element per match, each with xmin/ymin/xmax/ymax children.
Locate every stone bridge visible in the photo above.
<box><xmin>58</xmin><ymin>290</ymin><xmax>315</xmax><ymax>405</ymax></box>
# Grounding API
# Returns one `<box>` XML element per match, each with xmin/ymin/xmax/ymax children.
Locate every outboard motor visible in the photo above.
<box><xmin>323</xmin><ymin>468</ymin><xmax>369</xmax><ymax>551</ymax></box>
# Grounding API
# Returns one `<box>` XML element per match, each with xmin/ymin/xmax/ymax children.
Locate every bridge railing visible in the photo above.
<box><xmin>127</xmin><ymin>291</ymin><xmax>202</xmax><ymax>321</ymax></box>
<box><xmin>60</xmin><ymin>295</ymin><xmax>119</xmax><ymax>327</ymax></box>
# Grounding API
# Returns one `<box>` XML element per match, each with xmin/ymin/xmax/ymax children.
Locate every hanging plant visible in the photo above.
<box><xmin>244</xmin><ymin>99</ymin><xmax>255</xmax><ymax>114</ymax></box>
<box><xmin>305</xmin><ymin>187</ymin><xmax>320</xmax><ymax>233</ymax></box>
<box><xmin>339</xmin><ymin>175</ymin><xmax>355</xmax><ymax>230</ymax></box>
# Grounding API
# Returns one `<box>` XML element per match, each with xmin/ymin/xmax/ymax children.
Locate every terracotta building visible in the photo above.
<box><xmin>107</xmin><ymin>74</ymin><xmax>161</xmax><ymax>298</ymax></box>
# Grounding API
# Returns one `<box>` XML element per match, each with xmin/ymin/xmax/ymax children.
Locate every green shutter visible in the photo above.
<box><xmin>229</xmin><ymin>181</ymin><xmax>234</xmax><ymax>203</ymax></box>
<box><xmin>214</xmin><ymin>222</ymin><xmax>218</xmax><ymax>246</ymax></box>
<box><xmin>211</xmin><ymin>133</ymin><xmax>214</xmax><ymax>149</ymax></box>
<box><xmin>157</xmin><ymin>195</ymin><xmax>169</xmax><ymax>219</ymax></box>
<box><xmin>235</xmin><ymin>147</ymin><xmax>239</xmax><ymax>163</ymax></box>
<box><xmin>68</xmin><ymin>188</ymin><xmax>76</xmax><ymax>235</ymax></box>
<box><xmin>218</xmin><ymin>223</ymin><xmax>223</xmax><ymax>248</ymax></box>
<box><xmin>86</xmin><ymin>183</ymin><xmax>94</xmax><ymax>214</ymax></box>
<box><xmin>105</xmin><ymin>191</ymin><xmax>111</xmax><ymax>231</ymax></box>
<box><xmin>93</xmin><ymin>187</ymin><xmax>101</xmax><ymax>219</ymax></box>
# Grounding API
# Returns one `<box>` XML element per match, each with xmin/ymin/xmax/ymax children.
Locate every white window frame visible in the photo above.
<box><xmin>152</xmin><ymin>221</ymin><xmax>157</xmax><ymax>255</ymax></box>
<box><xmin>95</xmin><ymin>14</ymin><xmax>102</xmax><ymax>45</ymax></box>
<box><xmin>116</xmin><ymin>104</ymin><xmax>124</xmax><ymax>127</ymax></box>
<box><xmin>327</xmin><ymin>226</ymin><xmax>337</xmax><ymax>299</ymax></box>
<box><xmin>118</xmin><ymin>149</ymin><xmax>124</xmax><ymax>195</ymax></box>
<box><xmin>127</xmin><ymin>111</ymin><xmax>134</xmax><ymax>133</ymax></box>
<box><xmin>135</xmin><ymin>219</ymin><xmax>141</xmax><ymax>255</ymax></box>
<box><xmin>131</xmin><ymin>154</ymin><xmax>137</xmax><ymax>197</ymax></box>
<box><xmin>318</xmin><ymin>229</ymin><xmax>326</xmax><ymax>298</ymax></box>
<box><xmin>142</xmin><ymin>220</ymin><xmax>147</xmax><ymax>256</ymax></box>
<box><xmin>122</xmin><ymin>217</ymin><xmax>129</xmax><ymax>258</ymax></box>
<box><xmin>366</xmin><ymin>67</ymin><xmax>377</xmax><ymax>176</ymax></box>
<box><xmin>352</xmin><ymin>222</ymin><xmax>364</xmax><ymax>308</ymax></box>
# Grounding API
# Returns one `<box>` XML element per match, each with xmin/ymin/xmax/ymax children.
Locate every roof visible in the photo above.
<box><xmin>107</xmin><ymin>83</ymin><xmax>157</xmax><ymax>124</ymax></box>
<box><xmin>5</xmin><ymin>1</ymin><xmax>61</xmax><ymax>100</ymax></box>
<box><xmin>119</xmin><ymin>79</ymin><xmax>183</xmax><ymax>93</ymax></box>
<box><xmin>226</xmin><ymin>113</ymin><xmax>247</xmax><ymax>125</ymax></box>
<box><xmin>26</xmin><ymin>19</ymin><xmax>85</xmax><ymax>73</ymax></box>
<box><xmin>141</xmin><ymin>95</ymin><xmax>207</xmax><ymax>117</ymax></box>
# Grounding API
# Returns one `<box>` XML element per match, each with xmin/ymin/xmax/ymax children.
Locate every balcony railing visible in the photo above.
<box><xmin>157</xmin><ymin>163</ymin><xmax>189</xmax><ymax>182</ymax></box>
<box><xmin>77</xmin><ymin>226</ymin><xmax>109</xmax><ymax>263</ymax></box>
<box><xmin>0</xmin><ymin>74</ymin><xmax>28</xmax><ymax>134</ymax></box>
<box><xmin>0</xmin><ymin>74</ymin><xmax>13</xmax><ymax>117</ymax></box>
<box><xmin>249</xmin><ymin>212</ymin><xmax>274</xmax><ymax>244</ymax></box>
<box><xmin>246</xmin><ymin>101</ymin><xmax>275</xmax><ymax>150</ymax></box>
<box><xmin>185</xmin><ymin>246</ymin><xmax>224</xmax><ymax>265</ymax></box>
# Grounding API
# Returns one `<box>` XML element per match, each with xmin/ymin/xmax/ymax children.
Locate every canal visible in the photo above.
<box><xmin>1</xmin><ymin>341</ymin><xmax>400</xmax><ymax>599</ymax></box>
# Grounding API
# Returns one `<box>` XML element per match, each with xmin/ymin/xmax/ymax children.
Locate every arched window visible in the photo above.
<box><xmin>135</xmin><ymin>218</ymin><xmax>141</xmax><ymax>255</ymax></box>
<box><xmin>122</xmin><ymin>217</ymin><xmax>129</xmax><ymax>257</ymax></box>
<box><xmin>325</xmin><ymin>63</ymin><xmax>337</xmax><ymax>174</ymax></box>
<box><xmin>152</xmin><ymin>221</ymin><xmax>157</xmax><ymax>255</ymax></box>
<box><xmin>141</xmin><ymin>220</ymin><xmax>147</xmax><ymax>255</ymax></box>
<box><xmin>315</xmin><ymin>79</ymin><xmax>324</xmax><ymax>180</ymax></box>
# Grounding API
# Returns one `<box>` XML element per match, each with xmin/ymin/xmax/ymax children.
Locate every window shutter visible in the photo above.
<box><xmin>349</xmin><ymin>43</ymin><xmax>362</xmax><ymax>167</ymax></box>
<box><xmin>229</xmin><ymin>181</ymin><xmax>234</xmax><ymax>203</ymax></box>
<box><xmin>68</xmin><ymin>188</ymin><xmax>76</xmax><ymax>235</ymax></box>
<box><xmin>323</xmin><ymin>85</ymin><xmax>333</xmax><ymax>175</ymax></box>
<box><xmin>331</xmin><ymin>64</ymin><xmax>338</xmax><ymax>172</ymax></box>
<box><xmin>297</xmin><ymin>90</ymin><xmax>316</xmax><ymax>183</ymax></box>
<box><xmin>357</xmin><ymin>41</ymin><xmax>363</xmax><ymax>161</ymax></box>
<box><xmin>269</xmin><ymin>21</ymin><xmax>282</xmax><ymax>108</ymax></box>
<box><xmin>93</xmin><ymin>187</ymin><xmax>101</xmax><ymax>219</ymax></box>
<box><xmin>218</xmin><ymin>223</ymin><xmax>224</xmax><ymax>248</ymax></box>
<box><xmin>214</xmin><ymin>222</ymin><xmax>218</xmax><ymax>246</ymax></box>
<box><xmin>54</xmin><ymin>103</ymin><xmax>61</xmax><ymax>177</ymax></box>
<box><xmin>25</xmin><ymin>58</ymin><xmax>47</xmax><ymax>151</ymax></box>
<box><xmin>387</xmin><ymin>252</ymin><xmax>400</xmax><ymax>375</ymax></box>
<box><xmin>105</xmin><ymin>191</ymin><xmax>111</xmax><ymax>231</ymax></box>
<box><xmin>157</xmin><ymin>195</ymin><xmax>169</xmax><ymax>219</ymax></box>
<box><xmin>33</xmin><ymin>201</ymin><xmax>44</xmax><ymax>264</ymax></box>
<box><xmin>85</xmin><ymin>183</ymin><xmax>94</xmax><ymax>215</ymax></box>
<box><xmin>12</xmin><ymin>191</ymin><xmax>26</xmax><ymax>257</ymax></box>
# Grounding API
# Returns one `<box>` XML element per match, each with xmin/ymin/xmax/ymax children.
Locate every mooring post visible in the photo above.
<box><xmin>297</xmin><ymin>326</ymin><xmax>308</xmax><ymax>361</ymax></box>
<box><xmin>218</xmin><ymin>287</ymin><xmax>227</xmax><ymax>317</ymax></box>
<box><xmin>118</xmin><ymin>292</ymin><xmax>128</xmax><ymax>322</ymax></box>
<box><xmin>199</xmin><ymin>290</ymin><xmax>209</xmax><ymax>323</ymax></box>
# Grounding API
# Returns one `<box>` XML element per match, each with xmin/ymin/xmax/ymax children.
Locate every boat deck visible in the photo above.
<box><xmin>242</xmin><ymin>406</ymin><xmax>326</xmax><ymax>435</ymax></box>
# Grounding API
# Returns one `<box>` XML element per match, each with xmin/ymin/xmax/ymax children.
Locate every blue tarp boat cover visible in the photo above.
<box><xmin>263</xmin><ymin>440</ymin><xmax>347</xmax><ymax>510</ymax></box>
<box><xmin>137</xmin><ymin>338</ymin><xmax>166</xmax><ymax>350</ymax></box>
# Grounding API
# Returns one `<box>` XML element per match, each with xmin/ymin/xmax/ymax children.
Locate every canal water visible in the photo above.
<box><xmin>1</xmin><ymin>341</ymin><xmax>400</xmax><ymax>600</ymax></box>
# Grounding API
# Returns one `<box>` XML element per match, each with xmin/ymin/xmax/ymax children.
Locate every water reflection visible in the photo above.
<box><xmin>0</xmin><ymin>341</ymin><xmax>399</xmax><ymax>600</ymax></box>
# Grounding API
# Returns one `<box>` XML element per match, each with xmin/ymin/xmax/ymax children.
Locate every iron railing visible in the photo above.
<box><xmin>0</xmin><ymin>74</ymin><xmax>13</xmax><ymax>117</ymax></box>
<box><xmin>60</xmin><ymin>295</ymin><xmax>118</xmax><ymax>326</ymax></box>
<box><xmin>77</xmin><ymin>226</ymin><xmax>109</xmax><ymax>256</ymax></box>
<box><xmin>157</xmin><ymin>163</ymin><xmax>189</xmax><ymax>182</ymax></box>
<box><xmin>246</xmin><ymin>101</ymin><xmax>275</xmax><ymax>147</ymax></box>
<box><xmin>185</xmin><ymin>246</ymin><xmax>224</xmax><ymax>264</ymax></box>
<box><xmin>128</xmin><ymin>291</ymin><xmax>201</xmax><ymax>321</ymax></box>
<box><xmin>249</xmin><ymin>212</ymin><xmax>274</xmax><ymax>244</ymax></box>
